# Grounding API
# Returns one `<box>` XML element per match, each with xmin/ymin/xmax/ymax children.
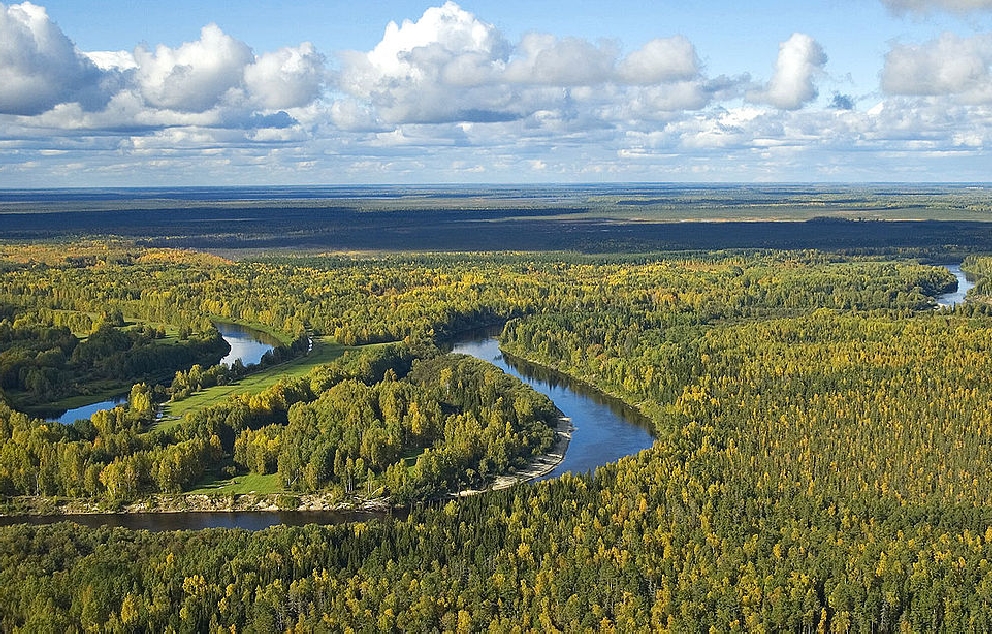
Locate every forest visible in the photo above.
<box><xmin>3</xmin><ymin>236</ymin><xmax>992</xmax><ymax>630</ymax></box>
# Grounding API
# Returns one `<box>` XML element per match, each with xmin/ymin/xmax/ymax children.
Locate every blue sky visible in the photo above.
<box><xmin>3</xmin><ymin>0</ymin><xmax>992</xmax><ymax>185</ymax></box>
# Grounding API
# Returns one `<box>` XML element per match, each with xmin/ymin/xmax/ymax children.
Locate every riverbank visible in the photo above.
<box><xmin>1</xmin><ymin>415</ymin><xmax>573</xmax><ymax>518</ymax></box>
<box><xmin>457</xmin><ymin>415</ymin><xmax>574</xmax><ymax>497</ymax></box>
<box><xmin>0</xmin><ymin>492</ymin><xmax>394</xmax><ymax>517</ymax></box>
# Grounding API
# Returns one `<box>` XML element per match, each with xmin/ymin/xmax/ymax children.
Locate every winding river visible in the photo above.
<box><xmin>10</xmin><ymin>326</ymin><xmax>654</xmax><ymax>531</ymax></box>
<box><xmin>936</xmin><ymin>263</ymin><xmax>974</xmax><ymax>307</ymax></box>
<box><xmin>12</xmin><ymin>263</ymin><xmax>975</xmax><ymax>530</ymax></box>
<box><xmin>452</xmin><ymin>329</ymin><xmax>655</xmax><ymax>480</ymax></box>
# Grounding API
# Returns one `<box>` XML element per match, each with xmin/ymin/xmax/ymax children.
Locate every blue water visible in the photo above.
<box><xmin>453</xmin><ymin>333</ymin><xmax>655</xmax><ymax>480</ymax></box>
<box><xmin>937</xmin><ymin>264</ymin><xmax>975</xmax><ymax>308</ymax></box>
<box><xmin>50</xmin><ymin>394</ymin><xmax>129</xmax><ymax>425</ymax></box>
<box><xmin>215</xmin><ymin>322</ymin><xmax>278</xmax><ymax>366</ymax></box>
<box><xmin>46</xmin><ymin>324</ymin><xmax>277</xmax><ymax>423</ymax></box>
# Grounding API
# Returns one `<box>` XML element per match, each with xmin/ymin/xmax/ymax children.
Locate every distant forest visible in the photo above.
<box><xmin>4</xmin><ymin>184</ymin><xmax>992</xmax><ymax>252</ymax></box>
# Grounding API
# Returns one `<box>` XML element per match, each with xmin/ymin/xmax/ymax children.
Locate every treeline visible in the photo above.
<box><xmin>0</xmin><ymin>245</ymin><xmax>956</xmax><ymax>353</ymax></box>
<box><xmin>0</xmin><ymin>312</ymin><xmax>228</xmax><ymax>408</ymax></box>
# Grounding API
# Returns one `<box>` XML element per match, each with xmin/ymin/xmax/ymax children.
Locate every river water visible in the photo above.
<box><xmin>936</xmin><ymin>263</ymin><xmax>975</xmax><ymax>307</ymax></box>
<box><xmin>47</xmin><ymin>324</ymin><xmax>277</xmax><ymax>424</ymax></box>
<box><xmin>215</xmin><ymin>322</ymin><xmax>281</xmax><ymax>367</ymax></box>
<box><xmin>452</xmin><ymin>330</ymin><xmax>655</xmax><ymax>480</ymax></box>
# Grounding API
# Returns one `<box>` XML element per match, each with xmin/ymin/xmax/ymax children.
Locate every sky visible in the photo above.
<box><xmin>3</xmin><ymin>0</ymin><xmax>992</xmax><ymax>186</ymax></box>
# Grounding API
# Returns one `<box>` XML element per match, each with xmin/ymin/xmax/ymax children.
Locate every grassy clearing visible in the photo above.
<box><xmin>188</xmin><ymin>472</ymin><xmax>282</xmax><ymax>495</ymax></box>
<box><xmin>156</xmin><ymin>336</ymin><xmax>349</xmax><ymax>427</ymax></box>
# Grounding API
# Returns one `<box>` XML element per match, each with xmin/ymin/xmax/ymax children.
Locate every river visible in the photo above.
<box><xmin>936</xmin><ymin>263</ymin><xmax>975</xmax><ymax>307</ymax></box>
<box><xmin>451</xmin><ymin>329</ymin><xmax>655</xmax><ymax>481</ymax></box>
<box><xmin>215</xmin><ymin>322</ymin><xmax>282</xmax><ymax>367</ymax></box>
<box><xmin>11</xmin><ymin>327</ymin><xmax>654</xmax><ymax>531</ymax></box>
<box><xmin>17</xmin><ymin>264</ymin><xmax>975</xmax><ymax>531</ymax></box>
<box><xmin>47</xmin><ymin>323</ymin><xmax>277</xmax><ymax>425</ymax></box>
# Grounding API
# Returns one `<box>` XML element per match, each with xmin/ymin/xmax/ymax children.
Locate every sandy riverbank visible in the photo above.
<box><xmin>457</xmin><ymin>415</ymin><xmax>573</xmax><ymax>497</ymax></box>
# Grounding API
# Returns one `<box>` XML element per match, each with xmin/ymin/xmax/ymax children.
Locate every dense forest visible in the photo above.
<box><xmin>4</xmin><ymin>241</ymin><xmax>992</xmax><ymax>630</ymax></box>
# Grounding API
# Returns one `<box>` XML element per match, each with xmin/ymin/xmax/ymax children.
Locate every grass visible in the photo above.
<box><xmin>188</xmin><ymin>472</ymin><xmax>283</xmax><ymax>495</ymax></box>
<box><xmin>156</xmin><ymin>336</ymin><xmax>349</xmax><ymax>428</ymax></box>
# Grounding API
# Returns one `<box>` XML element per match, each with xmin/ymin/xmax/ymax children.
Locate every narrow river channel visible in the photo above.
<box><xmin>936</xmin><ymin>263</ymin><xmax>974</xmax><ymax>307</ymax></box>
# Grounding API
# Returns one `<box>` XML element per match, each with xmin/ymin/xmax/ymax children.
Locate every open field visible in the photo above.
<box><xmin>157</xmin><ymin>336</ymin><xmax>347</xmax><ymax>426</ymax></box>
<box><xmin>188</xmin><ymin>472</ymin><xmax>282</xmax><ymax>495</ymax></box>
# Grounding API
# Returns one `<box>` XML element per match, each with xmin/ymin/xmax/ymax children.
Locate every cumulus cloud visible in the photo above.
<box><xmin>882</xmin><ymin>0</ymin><xmax>992</xmax><ymax>13</ymax></box>
<box><xmin>504</xmin><ymin>34</ymin><xmax>617</xmax><ymax>85</ymax></box>
<box><xmin>617</xmin><ymin>36</ymin><xmax>700</xmax><ymax>84</ymax></box>
<box><xmin>335</xmin><ymin>2</ymin><xmax>709</xmax><ymax>127</ymax></box>
<box><xmin>337</xmin><ymin>1</ymin><xmax>515</xmax><ymax>124</ymax></box>
<box><xmin>340</xmin><ymin>1</ymin><xmax>508</xmax><ymax>98</ymax></box>
<box><xmin>0</xmin><ymin>2</ymin><xmax>115</xmax><ymax>115</ymax></box>
<box><xmin>244</xmin><ymin>43</ymin><xmax>326</xmax><ymax>110</ymax></box>
<box><xmin>748</xmin><ymin>33</ymin><xmax>827</xmax><ymax>110</ymax></box>
<box><xmin>0</xmin><ymin>3</ymin><xmax>328</xmax><ymax>140</ymax></box>
<box><xmin>882</xmin><ymin>33</ymin><xmax>992</xmax><ymax>101</ymax></box>
<box><xmin>133</xmin><ymin>24</ymin><xmax>253</xmax><ymax>112</ymax></box>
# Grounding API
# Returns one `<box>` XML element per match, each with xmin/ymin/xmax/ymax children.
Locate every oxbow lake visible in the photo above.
<box><xmin>46</xmin><ymin>324</ymin><xmax>277</xmax><ymax>425</ymax></box>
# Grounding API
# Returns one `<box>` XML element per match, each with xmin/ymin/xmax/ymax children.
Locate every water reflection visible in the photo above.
<box><xmin>45</xmin><ymin>394</ymin><xmax>129</xmax><ymax>425</ymax></box>
<box><xmin>0</xmin><ymin>510</ymin><xmax>391</xmax><ymax>532</ymax></box>
<box><xmin>936</xmin><ymin>264</ymin><xmax>975</xmax><ymax>308</ymax></box>
<box><xmin>215</xmin><ymin>322</ymin><xmax>280</xmax><ymax>366</ymax></box>
<box><xmin>451</xmin><ymin>327</ymin><xmax>655</xmax><ymax>480</ymax></box>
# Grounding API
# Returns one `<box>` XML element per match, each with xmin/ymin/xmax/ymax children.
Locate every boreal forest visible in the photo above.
<box><xmin>2</xmin><ymin>223</ymin><xmax>992</xmax><ymax>630</ymax></box>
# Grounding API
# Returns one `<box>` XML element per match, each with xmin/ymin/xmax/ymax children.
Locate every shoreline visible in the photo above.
<box><xmin>0</xmin><ymin>416</ymin><xmax>574</xmax><ymax>518</ymax></box>
<box><xmin>0</xmin><ymin>492</ymin><xmax>392</xmax><ymax>518</ymax></box>
<box><xmin>457</xmin><ymin>414</ymin><xmax>573</xmax><ymax>497</ymax></box>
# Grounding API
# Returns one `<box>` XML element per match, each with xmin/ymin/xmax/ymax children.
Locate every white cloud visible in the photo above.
<box><xmin>747</xmin><ymin>33</ymin><xmax>827</xmax><ymax>110</ymax></box>
<box><xmin>244</xmin><ymin>43</ymin><xmax>326</xmax><ymax>110</ymax></box>
<box><xmin>336</xmin><ymin>1</ymin><xmax>514</xmax><ymax>124</ymax></box>
<box><xmin>617</xmin><ymin>36</ymin><xmax>699</xmax><ymax>84</ymax></box>
<box><xmin>882</xmin><ymin>33</ymin><xmax>992</xmax><ymax>102</ymax></box>
<box><xmin>882</xmin><ymin>0</ymin><xmax>992</xmax><ymax>13</ymax></box>
<box><xmin>84</xmin><ymin>50</ymin><xmax>137</xmax><ymax>71</ymax></box>
<box><xmin>133</xmin><ymin>23</ymin><xmax>253</xmax><ymax>112</ymax></box>
<box><xmin>335</xmin><ymin>2</ymin><xmax>710</xmax><ymax>128</ymax></box>
<box><xmin>0</xmin><ymin>2</ymin><xmax>114</xmax><ymax>115</ymax></box>
<box><xmin>340</xmin><ymin>1</ymin><xmax>507</xmax><ymax>98</ymax></box>
<box><xmin>504</xmin><ymin>34</ymin><xmax>617</xmax><ymax>85</ymax></box>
